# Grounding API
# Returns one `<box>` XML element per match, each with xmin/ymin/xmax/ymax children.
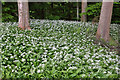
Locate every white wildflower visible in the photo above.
<box><xmin>37</xmin><ymin>70</ymin><xmax>40</xmax><ymax>73</ymax></box>
<box><xmin>68</xmin><ymin>66</ymin><xmax>77</xmax><ymax>70</ymax></box>
<box><xmin>22</xmin><ymin>58</ymin><xmax>26</xmax><ymax>62</ymax></box>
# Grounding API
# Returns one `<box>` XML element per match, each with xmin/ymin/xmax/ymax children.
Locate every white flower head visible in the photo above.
<box><xmin>37</xmin><ymin>70</ymin><xmax>40</xmax><ymax>73</ymax></box>
<box><xmin>22</xmin><ymin>58</ymin><xmax>26</xmax><ymax>62</ymax></box>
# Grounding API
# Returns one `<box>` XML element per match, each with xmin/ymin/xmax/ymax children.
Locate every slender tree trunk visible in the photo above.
<box><xmin>18</xmin><ymin>0</ymin><xmax>31</xmax><ymax>30</ymax></box>
<box><xmin>77</xmin><ymin>0</ymin><xmax>79</xmax><ymax>21</ymax></box>
<box><xmin>96</xmin><ymin>0</ymin><xmax>113</xmax><ymax>42</ymax></box>
<box><xmin>81</xmin><ymin>0</ymin><xmax>87</xmax><ymax>22</ymax></box>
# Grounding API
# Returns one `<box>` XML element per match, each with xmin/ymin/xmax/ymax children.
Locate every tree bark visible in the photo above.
<box><xmin>81</xmin><ymin>0</ymin><xmax>87</xmax><ymax>22</ymax></box>
<box><xmin>77</xmin><ymin>0</ymin><xmax>79</xmax><ymax>21</ymax></box>
<box><xmin>18</xmin><ymin>0</ymin><xmax>31</xmax><ymax>30</ymax></box>
<box><xmin>18</xmin><ymin>0</ymin><xmax>24</xmax><ymax>30</ymax></box>
<box><xmin>96</xmin><ymin>0</ymin><xmax>113</xmax><ymax>42</ymax></box>
<box><xmin>24</xmin><ymin>1</ymin><xmax>31</xmax><ymax>30</ymax></box>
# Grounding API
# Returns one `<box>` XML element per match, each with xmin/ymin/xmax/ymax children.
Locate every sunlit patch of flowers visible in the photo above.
<box><xmin>0</xmin><ymin>19</ymin><xmax>119</xmax><ymax>78</ymax></box>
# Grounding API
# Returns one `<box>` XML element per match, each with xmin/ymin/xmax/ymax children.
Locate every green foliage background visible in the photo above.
<box><xmin>2</xmin><ymin>2</ymin><xmax>120</xmax><ymax>24</ymax></box>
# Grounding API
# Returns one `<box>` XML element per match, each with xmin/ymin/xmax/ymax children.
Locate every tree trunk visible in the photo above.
<box><xmin>18</xmin><ymin>0</ymin><xmax>31</xmax><ymax>30</ymax></box>
<box><xmin>96</xmin><ymin>0</ymin><xmax>113</xmax><ymax>42</ymax></box>
<box><xmin>24</xmin><ymin>1</ymin><xmax>31</xmax><ymax>30</ymax></box>
<box><xmin>18</xmin><ymin>0</ymin><xmax>24</xmax><ymax>30</ymax></box>
<box><xmin>81</xmin><ymin>0</ymin><xmax>87</xmax><ymax>22</ymax></box>
<box><xmin>77</xmin><ymin>0</ymin><xmax>79</xmax><ymax>21</ymax></box>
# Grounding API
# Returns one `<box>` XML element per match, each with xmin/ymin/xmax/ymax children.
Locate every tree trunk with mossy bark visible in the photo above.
<box><xmin>18</xmin><ymin>0</ymin><xmax>31</xmax><ymax>30</ymax></box>
<box><xmin>96</xmin><ymin>0</ymin><xmax>113</xmax><ymax>42</ymax></box>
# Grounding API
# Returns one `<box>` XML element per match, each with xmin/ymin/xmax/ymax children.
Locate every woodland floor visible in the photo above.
<box><xmin>0</xmin><ymin>19</ymin><xmax>119</xmax><ymax>78</ymax></box>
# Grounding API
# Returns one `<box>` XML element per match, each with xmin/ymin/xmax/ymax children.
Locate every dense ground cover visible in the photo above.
<box><xmin>0</xmin><ymin>20</ymin><xmax>119</xmax><ymax>78</ymax></box>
